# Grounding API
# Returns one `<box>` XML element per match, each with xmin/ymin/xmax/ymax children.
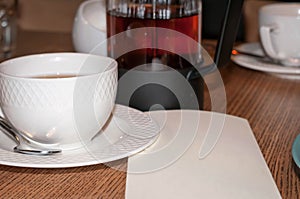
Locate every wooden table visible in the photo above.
<box><xmin>0</xmin><ymin>29</ymin><xmax>299</xmax><ymax>198</ymax></box>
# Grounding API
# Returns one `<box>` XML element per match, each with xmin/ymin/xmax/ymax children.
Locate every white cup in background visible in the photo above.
<box><xmin>0</xmin><ymin>53</ymin><xmax>118</xmax><ymax>150</ymax></box>
<box><xmin>259</xmin><ymin>3</ymin><xmax>300</xmax><ymax>67</ymax></box>
<box><xmin>72</xmin><ymin>0</ymin><xmax>107</xmax><ymax>56</ymax></box>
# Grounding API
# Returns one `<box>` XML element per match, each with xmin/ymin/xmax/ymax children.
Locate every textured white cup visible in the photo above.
<box><xmin>72</xmin><ymin>0</ymin><xmax>107</xmax><ymax>55</ymax></box>
<box><xmin>0</xmin><ymin>53</ymin><xmax>118</xmax><ymax>150</ymax></box>
<box><xmin>259</xmin><ymin>3</ymin><xmax>300</xmax><ymax>67</ymax></box>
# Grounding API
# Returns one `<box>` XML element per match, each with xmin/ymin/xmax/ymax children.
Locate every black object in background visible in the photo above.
<box><xmin>203</xmin><ymin>0</ymin><xmax>245</xmax><ymax>68</ymax></box>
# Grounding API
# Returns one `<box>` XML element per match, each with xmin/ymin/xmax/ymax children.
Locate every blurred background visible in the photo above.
<box><xmin>16</xmin><ymin>0</ymin><xmax>290</xmax><ymax>43</ymax></box>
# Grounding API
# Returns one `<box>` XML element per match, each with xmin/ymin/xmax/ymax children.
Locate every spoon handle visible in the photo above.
<box><xmin>0</xmin><ymin>116</ymin><xmax>62</xmax><ymax>155</ymax></box>
<box><xmin>232</xmin><ymin>49</ymin><xmax>265</xmax><ymax>58</ymax></box>
<box><xmin>0</xmin><ymin>117</ymin><xmax>20</xmax><ymax>144</ymax></box>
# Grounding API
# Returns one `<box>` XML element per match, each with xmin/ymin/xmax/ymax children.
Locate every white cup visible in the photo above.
<box><xmin>259</xmin><ymin>3</ymin><xmax>300</xmax><ymax>67</ymax></box>
<box><xmin>72</xmin><ymin>0</ymin><xmax>107</xmax><ymax>56</ymax></box>
<box><xmin>0</xmin><ymin>53</ymin><xmax>118</xmax><ymax>150</ymax></box>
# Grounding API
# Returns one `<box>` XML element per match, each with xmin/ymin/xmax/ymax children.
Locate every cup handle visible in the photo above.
<box><xmin>259</xmin><ymin>25</ymin><xmax>280</xmax><ymax>60</ymax></box>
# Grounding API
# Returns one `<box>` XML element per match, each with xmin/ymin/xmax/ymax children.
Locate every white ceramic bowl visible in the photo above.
<box><xmin>0</xmin><ymin>53</ymin><xmax>118</xmax><ymax>150</ymax></box>
<box><xmin>72</xmin><ymin>0</ymin><xmax>107</xmax><ymax>55</ymax></box>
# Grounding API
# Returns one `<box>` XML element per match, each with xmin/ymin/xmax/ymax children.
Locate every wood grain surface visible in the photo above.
<box><xmin>216</xmin><ymin>64</ymin><xmax>300</xmax><ymax>199</ymax></box>
<box><xmin>0</xmin><ymin>30</ymin><xmax>299</xmax><ymax>198</ymax></box>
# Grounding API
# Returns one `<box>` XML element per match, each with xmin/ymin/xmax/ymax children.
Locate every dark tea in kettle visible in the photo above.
<box><xmin>106</xmin><ymin>1</ymin><xmax>202</xmax><ymax>69</ymax></box>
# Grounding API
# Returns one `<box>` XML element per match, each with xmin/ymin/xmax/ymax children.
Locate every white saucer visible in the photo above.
<box><xmin>231</xmin><ymin>42</ymin><xmax>300</xmax><ymax>79</ymax></box>
<box><xmin>0</xmin><ymin>105</ymin><xmax>160</xmax><ymax>168</ymax></box>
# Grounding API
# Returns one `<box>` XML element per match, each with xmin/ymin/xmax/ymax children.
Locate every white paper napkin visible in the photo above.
<box><xmin>126</xmin><ymin>110</ymin><xmax>281</xmax><ymax>199</ymax></box>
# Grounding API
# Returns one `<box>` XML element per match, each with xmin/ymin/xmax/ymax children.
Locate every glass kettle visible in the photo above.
<box><xmin>105</xmin><ymin>0</ymin><xmax>244</xmax><ymax>111</ymax></box>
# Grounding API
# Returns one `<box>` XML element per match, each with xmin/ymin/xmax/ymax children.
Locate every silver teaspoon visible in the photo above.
<box><xmin>232</xmin><ymin>49</ymin><xmax>266</xmax><ymax>58</ymax></box>
<box><xmin>0</xmin><ymin>117</ymin><xmax>61</xmax><ymax>155</ymax></box>
<box><xmin>232</xmin><ymin>49</ymin><xmax>283</xmax><ymax>65</ymax></box>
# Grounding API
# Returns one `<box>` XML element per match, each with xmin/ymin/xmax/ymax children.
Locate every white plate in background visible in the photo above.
<box><xmin>231</xmin><ymin>42</ymin><xmax>300</xmax><ymax>79</ymax></box>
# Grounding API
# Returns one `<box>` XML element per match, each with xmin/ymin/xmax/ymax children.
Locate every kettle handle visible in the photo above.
<box><xmin>214</xmin><ymin>0</ymin><xmax>245</xmax><ymax>68</ymax></box>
